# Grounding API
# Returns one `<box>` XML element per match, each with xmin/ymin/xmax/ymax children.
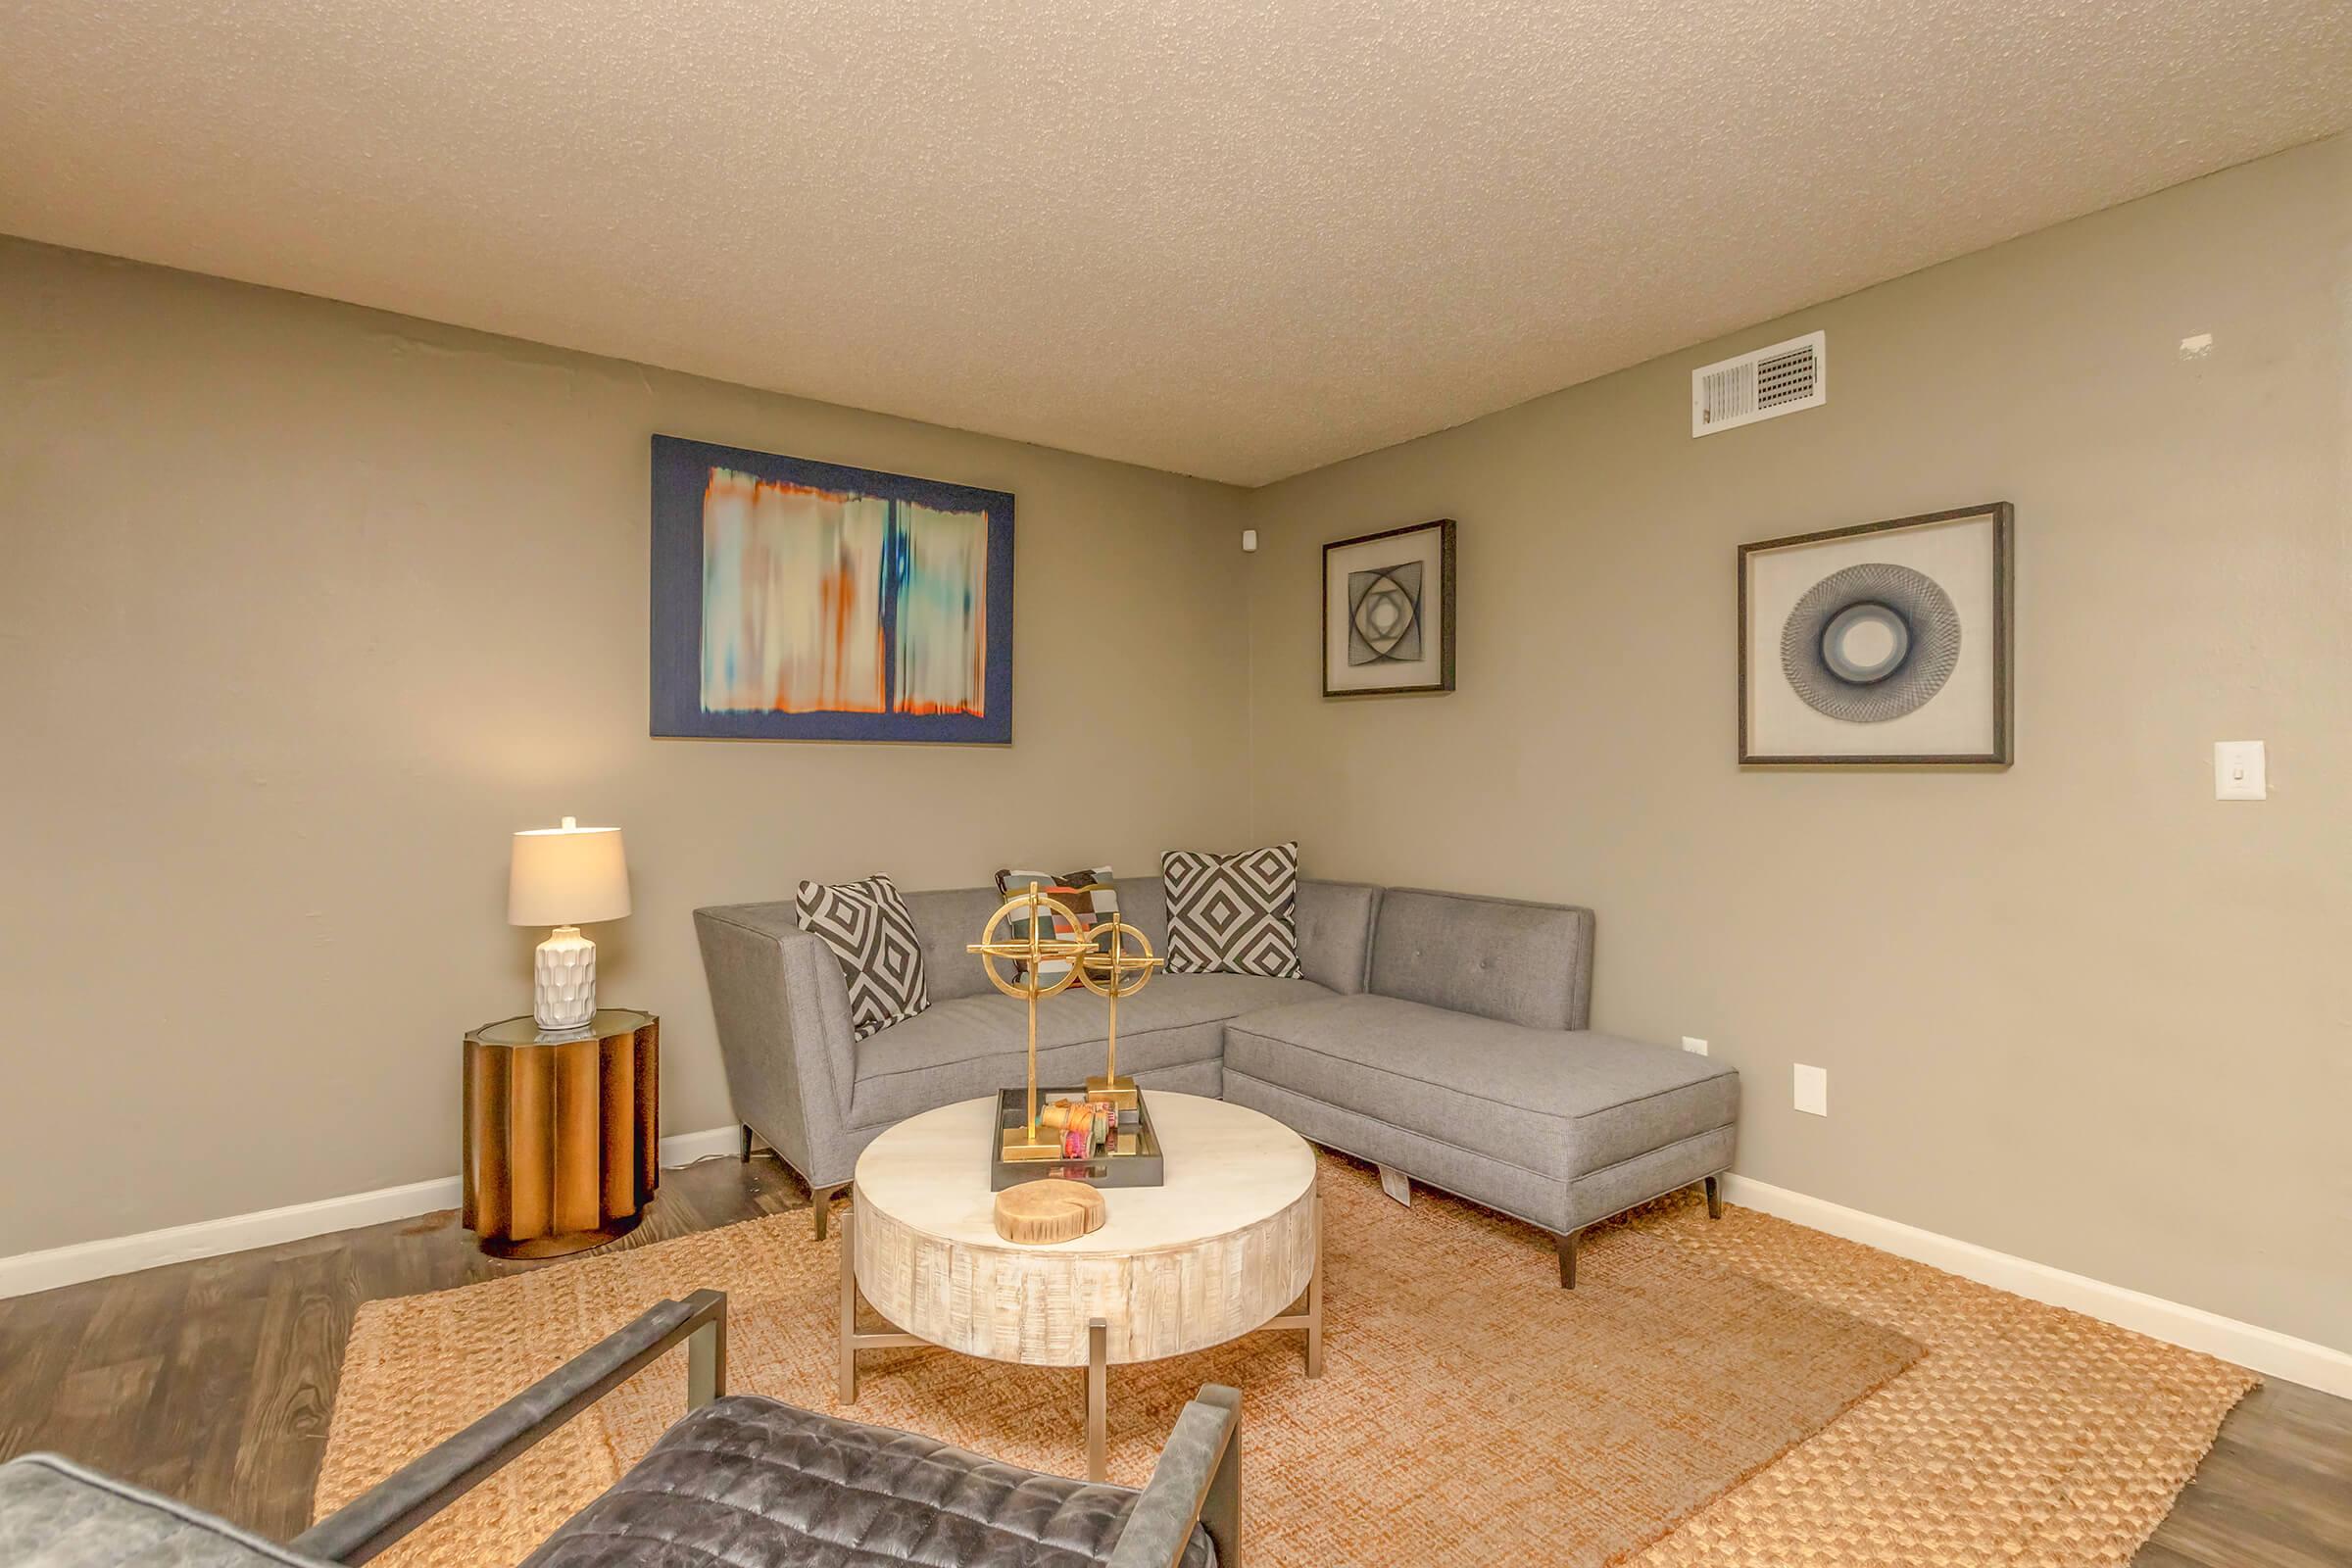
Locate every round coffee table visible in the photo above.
<box><xmin>840</xmin><ymin>1090</ymin><xmax>1323</xmax><ymax>1479</ymax></box>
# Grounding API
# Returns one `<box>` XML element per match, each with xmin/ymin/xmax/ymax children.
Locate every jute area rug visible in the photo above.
<box><xmin>318</xmin><ymin>1154</ymin><xmax>2249</xmax><ymax>1567</ymax></box>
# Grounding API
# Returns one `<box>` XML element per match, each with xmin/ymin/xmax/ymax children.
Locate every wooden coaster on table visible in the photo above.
<box><xmin>993</xmin><ymin>1178</ymin><xmax>1108</xmax><ymax>1244</ymax></box>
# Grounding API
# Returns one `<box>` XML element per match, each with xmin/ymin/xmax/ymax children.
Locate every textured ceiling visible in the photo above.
<box><xmin>4</xmin><ymin>3</ymin><xmax>2348</xmax><ymax>485</ymax></box>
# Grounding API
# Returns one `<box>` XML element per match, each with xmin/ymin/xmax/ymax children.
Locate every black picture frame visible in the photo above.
<box><xmin>1738</xmin><ymin>502</ymin><xmax>2013</xmax><ymax>765</ymax></box>
<box><xmin>1321</xmin><ymin>517</ymin><xmax>1457</xmax><ymax>698</ymax></box>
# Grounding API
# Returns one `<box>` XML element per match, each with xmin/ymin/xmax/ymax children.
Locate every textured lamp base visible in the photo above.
<box><xmin>534</xmin><ymin>925</ymin><xmax>597</xmax><ymax>1031</ymax></box>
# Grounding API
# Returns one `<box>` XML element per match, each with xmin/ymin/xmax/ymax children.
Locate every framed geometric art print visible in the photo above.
<box><xmin>650</xmin><ymin>434</ymin><xmax>1014</xmax><ymax>743</ymax></box>
<box><xmin>1323</xmin><ymin>518</ymin><xmax>1456</xmax><ymax>697</ymax></box>
<box><xmin>1739</xmin><ymin>503</ymin><xmax>2012</xmax><ymax>764</ymax></box>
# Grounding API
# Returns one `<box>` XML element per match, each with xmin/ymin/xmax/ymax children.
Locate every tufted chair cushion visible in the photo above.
<box><xmin>519</xmin><ymin>1396</ymin><xmax>1213</xmax><ymax>1568</ymax></box>
<box><xmin>0</xmin><ymin>1455</ymin><xmax>331</xmax><ymax>1568</ymax></box>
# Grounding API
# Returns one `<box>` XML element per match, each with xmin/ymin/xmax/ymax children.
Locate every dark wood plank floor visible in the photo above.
<box><xmin>0</xmin><ymin>1155</ymin><xmax>808</xmax><ymax>1543</ymax></box>
<box><xmin>1</xmin><ymin>1156</ymin><xmax>2344</xmax><ymax>1565</ymax></box>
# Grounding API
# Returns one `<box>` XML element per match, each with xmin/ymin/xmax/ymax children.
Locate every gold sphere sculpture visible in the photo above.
<box><xmin>1076</xmin><ymin>915</ymin><xmax>1162</xmax><ymax>1110</ymax></box>
<box><xmin>970</xmin><ymin>888</ymin><xmax>1091</xmax><ymax>1000</ymax></box>
<box><xmin>1075</xmin><ymin>916</ymin><xmax>1162</xmax><ymax>999</ymax></box>
<box><xmin>967</xmin><ymin>883</ymin><xmax>1094</xmax><ymax>1154</ymax></box>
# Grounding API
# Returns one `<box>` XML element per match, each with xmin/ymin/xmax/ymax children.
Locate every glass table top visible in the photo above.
<box><xmin>467</xmin><ymin>1008</ymin><xmax>655</xmax><ymax>1046</ymax></box>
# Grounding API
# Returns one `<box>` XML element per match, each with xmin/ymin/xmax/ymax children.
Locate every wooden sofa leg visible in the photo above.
<box><xmin>1554</xmin><ymin>1227</ymin><xmax>1581</xmax><ymax>1289</ymax></box>
<box><xmin>1704</xmin><ymin>1174</ymin><xmax>1723</xmax><ymax>1220</ymax></box>
<box><xmin>740</xmin><ymin>1124</ymin><xmax>754</xmax><ymax>1162</ymax></box>
<box><xmin>811</xmin><ymin>1182</ymin><xmax>849</xmax><ymax>1241</ymax></box>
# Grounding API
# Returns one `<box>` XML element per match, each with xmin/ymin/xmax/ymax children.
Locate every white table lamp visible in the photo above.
<box><xmin>509</xmin><ymin>816</ymin><xmax>631</xmax><ymax>1031</ymax></box>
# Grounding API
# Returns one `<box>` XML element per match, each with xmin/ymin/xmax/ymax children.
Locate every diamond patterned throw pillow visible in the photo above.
<box><xmin>1161</xmin><ymin>843</ymin><xmax>1302</xmax><ymax>978</ymax></box>
<box><xmin>994</xmin><ymin>865</ymin><xmax>1119</xmax><ymax>981</ymax></box>
<box><xmin>795</xmin><ymin>874</ymin><xmax>930</xmax><ymax>1040</ymax></box>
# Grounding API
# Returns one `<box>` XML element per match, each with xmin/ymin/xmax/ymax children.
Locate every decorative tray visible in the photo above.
<box><xmin>990</xmin><ymin>1087</ymin><xmax>1165</xmax><ymax>1192</ymax></box>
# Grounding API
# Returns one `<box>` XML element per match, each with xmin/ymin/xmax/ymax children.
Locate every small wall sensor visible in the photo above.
<box><xmin>1241</xmin><ymin>529</ymin><xmax>1258</xmax><ymax>553</ymax></box>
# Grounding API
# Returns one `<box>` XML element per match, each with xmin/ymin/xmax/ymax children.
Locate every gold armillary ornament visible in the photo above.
<box><xmin>967</xmin><ymin>883</ymin><xmax>1092</xmax><ymax>1158</ymax></box>
<box><xmin>1074</xmin><ymin>917</ymin><xmax>1161</xmax><ymax>999</ymax></box>
<box><xmin>972</xmin><ymin>888</ymin><xmax>1089</xmax><ymax>1000</ymax></box>
<box><xmin>1078</xmin><ymin>916</ymin><xmax>1162</xmax><ymax>1110</ymax></box>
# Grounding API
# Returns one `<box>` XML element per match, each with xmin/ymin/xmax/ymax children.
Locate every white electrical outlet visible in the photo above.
<box><xmin>1793</xmin><ymin>1064</ymin><xmax>1829</xmax><ymax>1116</ymax></box>
<box><xmin>1681</xmin><ymin>1036</ymin><xmax>1709</xmax><ymax>1055</ymax></box>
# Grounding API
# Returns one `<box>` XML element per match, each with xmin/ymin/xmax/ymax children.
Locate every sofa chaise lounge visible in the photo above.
<box><xmin>697</xmin><ymin>878</ymin><xmax>1738</xmax><ymax>1286</ymax></box>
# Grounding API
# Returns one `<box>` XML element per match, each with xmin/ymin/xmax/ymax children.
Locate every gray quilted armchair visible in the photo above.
<box><xmin>0</xmin><ymin>1292</ymin><xmax>1241</xmax><ymax>1568</ymax></box>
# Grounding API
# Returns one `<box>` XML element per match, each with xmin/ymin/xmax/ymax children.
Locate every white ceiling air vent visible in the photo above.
<box><xmin>1692</xmin><ymin>330</ymin><xmax>1826</xmax><ymax>436</ymax></box>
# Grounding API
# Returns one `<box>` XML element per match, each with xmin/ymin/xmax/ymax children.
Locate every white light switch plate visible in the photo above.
<box><xmin>1793</xmin><ymin>1064</ymin><xmax>1829</xmax><ymax>1116</ymax></box>
<box><xmin>1682</xmin><ymin>1037</ymin><xmax>1709</xmax><ymax>1055</ymax></box>
<box><xmin>2214</xmin><ymin>741</ymin><xmax>2266</xmax><ymax>800</ymax></box>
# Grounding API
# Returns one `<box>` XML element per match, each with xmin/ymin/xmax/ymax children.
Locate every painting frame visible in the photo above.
<box><xmin>1738</xmin><ymin>502</ymin><xmax>2013</xmax><ymax>766</ymax></box>
<box><xmin>649</xmin><ymin>433</ymin><xmax>1015</xmax><ymax>744</ymax></box>
<box><xmin>1322</xmin><ymin>517</ymin><xmax>1457</xmax><ymax>698</ymax></box>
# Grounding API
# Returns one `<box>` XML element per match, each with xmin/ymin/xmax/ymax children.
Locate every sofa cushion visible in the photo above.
<box><xmin>1296</xmin><ymin>880</ymin><xmax>1381</xmax><ymax>994</ymax></box>
<box><xmin>1369</xmin><ymin>888</ymin><xmax>1594</xmax><ymax>1030</ymax></box>
<box><xmin>1224</xmin><ymin>995</ymin><xmax>1736</xmax><ymax>1182</ymax></box>
<box><xmin>521</xmin><ymin>1395</ymin><xmax>1212</xmax><ymax>1568</ymax></box>
<box><xmin>891</xmin><ymin>877</ymin><xmax>1374</xmax><ymax>1004</ymax></box>
<box><xmin>850</xmin><ymin>974</ymin><xmax>1332</xmax><ymax>1129</ymax></box>
<box><xmin>1162</xmin><ymin>843</ymin><xmax>1302</xmax><ymax>978</ymax></box>
<box><xmin>796</xmin><ymin>875</ymin><xmax>929</xmax><ymax>1041</ymax></box>
<box><xmin>994</xmin><ymin>865</ymin><xmax>1119</xmax><ymax>982</ymax></box>
<box><xmin>900</xmin><ymin>885</ymin><xmax>1011</xmax><ymax>1004</ymax></box>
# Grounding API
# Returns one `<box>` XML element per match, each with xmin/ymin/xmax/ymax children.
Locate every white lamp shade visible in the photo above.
<box><xmin>509</xmin><ymin>819</ymin><xmax>631</xmax><ymax>926</ymax></box>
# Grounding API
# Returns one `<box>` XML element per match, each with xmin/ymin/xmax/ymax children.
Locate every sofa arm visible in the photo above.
<box><xmin>1106</xmin><ymin>1385</ymin><xmax>1242</xmax><ymax>1568</ymax></box>
<box><xmin>695</xmin><ymin>905</ymin><xmax>860</xmax><ymax>1182</ymax></box>
<box><xmin>292</xmin><ymin>1293</ymin><xmax>726</xmax><ymax>1565</ymax></box>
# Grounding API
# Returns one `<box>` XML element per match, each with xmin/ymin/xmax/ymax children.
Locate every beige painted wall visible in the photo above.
<box><xmin>0</xmin><ymin>238</ymin><xmax>1251</xmax><ymax>1256</ymax></box>
<box><xmin>1242</xmin><ymin>137</ymin><xmax>2352</xmax><ymax>1349</ymax></box>
<box><xmin>5</xmin><ymin>140</ymin><xmax>2346</xmax><ymax>1353</ymax></box>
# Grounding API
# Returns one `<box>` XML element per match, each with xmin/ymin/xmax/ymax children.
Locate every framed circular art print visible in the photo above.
<box><xmin>1738</xmin><ymin>503</ymin><xmax>2012</xmax><ymax>764</ymax></box>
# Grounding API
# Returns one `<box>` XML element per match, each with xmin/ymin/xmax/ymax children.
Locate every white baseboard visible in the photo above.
<box><xmin>654</xmin><ymin>1126</ymin><xmax>748</xmax><ymax>1166</ymax></box>
<box><xmin>10</xmin><ymin>1144</ymin><xmax>2345</xmax><ymax>1400</ymax></box>
<box><xmin>1722</xmin><ymin>1173</ymin><xmax>2352</xmax><ymax>1399</ymax></box>
<box><xmin>0</xmin><ymin>1126</ymin><xmax>745</xmax><ymax>1301</ymax></box>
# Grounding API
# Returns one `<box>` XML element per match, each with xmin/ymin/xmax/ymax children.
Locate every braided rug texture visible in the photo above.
<box><xmin>318</xmin><ymin>1153</ymin><xmax>2246</xmax><ymax>1566</ymax></box>
<box><xmin>1628</xmin><ymin>1189</ymin><xmax>2256</xmax><ymax>1567</ymax></box>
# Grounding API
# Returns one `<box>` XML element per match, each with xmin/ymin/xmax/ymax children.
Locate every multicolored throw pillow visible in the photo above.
<box><xmin>794</xmin><ymin>874</ymin><xmax>929</xmax><ymax>1040</ymax></box>
<box><xmin>994</xmin><ymin>865</ymin><xmax>1118</xmax><ymax>980</ymax></box>
<box><xmin>1162</xmin><ymin>843</ymin><xmax>1302</xmax><ymax>978</ymax></box>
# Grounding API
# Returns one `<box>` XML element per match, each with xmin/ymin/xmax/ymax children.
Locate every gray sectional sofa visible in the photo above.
<box><xmin>696</xmin><ymin>877</ymin><xmax>1738</xmax><ymax>1286</ymax></box>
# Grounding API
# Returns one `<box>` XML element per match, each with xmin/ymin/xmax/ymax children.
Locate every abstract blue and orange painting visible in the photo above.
<box><xmin>651</xmin><ymin>436</ymin><xmax>1014</xmax><ymax>742</ymax></box>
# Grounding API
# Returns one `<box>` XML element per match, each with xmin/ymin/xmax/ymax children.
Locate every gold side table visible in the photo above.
<box><xmin>462</xmin><ymin>1008</ymin><xmax>659</xmax><ymax>1258</ymax></box>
